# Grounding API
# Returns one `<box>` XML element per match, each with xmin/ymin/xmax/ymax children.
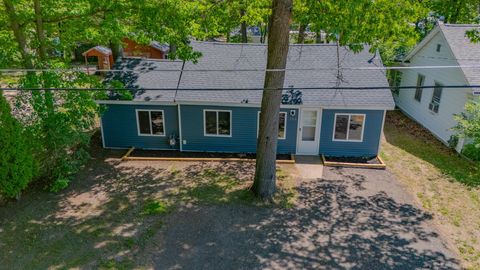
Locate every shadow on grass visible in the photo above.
<box><xmin>0</xmin><ymin>147</ymin><xmax>270</xmax><ymax>269</ymax></box>
<box><xmin>384</xmin><ymin>110</ymin><xmax>480</xmax><ymax>187</ymax></box>
<box><xmin>0</xmin><ymin>138</ymin><xmax>297</xmax><ymax>270</ymax></box>
<box><xmin>151</xmin><ymin>167</ymin><xmax>459</xmax><ymax>269</ymax></box>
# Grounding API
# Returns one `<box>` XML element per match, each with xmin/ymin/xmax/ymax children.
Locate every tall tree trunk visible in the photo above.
<box><xmin>297</xmin><ymin>23</ymin><xmax>307</xmax><ymax>44</ymax></box>
<box><xmin>260</xmin><ymin>18</ymin><xmax>270</xmax><ymax>43</ymax></box>
<box><xmin>315</xmin><ymin>30</ymin><xmax>322</xmax><ymax>43</ymax></box>
<box><xmin>252</xmin><ymin>0</ymin><xmax>292</xmax><ymax>200</ymax></box>
<box><xmin>169</xmin><ymin>44</ymin><xmax>177</xmax><ymax>59</ymax></box>
<box><xmin>109</xmin><ymin>41</ymin><xmax>122</xmax><ymax>62</ymax></box>
<box><xmin>33</xmin><ymin>0</ymin><xmax>47</xmax><ymax>60</ymax></box>
<box><xmin>240</xmin><ymin>9</ymin><xmax>248</xmax><ymax>43</ymax></box>
<box><xmin>2</xmin><ymin>0</ymin><xmax>34</xmax><ymax>69</ymax></box>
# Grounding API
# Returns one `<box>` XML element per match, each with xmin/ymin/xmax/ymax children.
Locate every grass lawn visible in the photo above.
<box><xmin>0</xmin><ymin>143</ymin><xmax>298</xmax><ymax>269</ymax></box>
<box><xmin>381</xmin><ymin>110</ymin><xmax>480</xmax><ymax>269</ymax></box>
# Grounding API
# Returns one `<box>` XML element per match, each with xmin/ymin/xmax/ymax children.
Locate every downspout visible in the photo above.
<box><xmin>178</xmin><ymin>104</ymin><xmax>183</xmax><ymax>152</ymax></box>
<box><xmin>175</xmin><ymin>61</ymin><xmax>186</xmax><ymax>151</ymax></box>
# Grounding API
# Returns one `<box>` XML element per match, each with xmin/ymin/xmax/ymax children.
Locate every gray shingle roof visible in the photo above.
<box><xmin>440</xmin><ymin>24</ymin><xmax>480</xmax><ymax>86</ymax></box>
<box><xmin>84</xmin><ymin>46</ymin><xmax>112</xmax><ymax>56</ymax></box>
<box><xmin>111</xmin><ymin>41</ymin><xmax>394</xmax><ymax>108</ymax></box>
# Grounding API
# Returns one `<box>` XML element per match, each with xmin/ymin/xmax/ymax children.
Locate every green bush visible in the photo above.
<box><xmin>0</xmin><ymin>94</ymin><xmax>36</xmax><ymax>199</ymax></box>
<box><xmin>17</xmin><ymin>70</ymin><xmax>100</xmax><ymax>192</ymax></box>
<box><xmin>462</xmin><ymin>144</ymin><xmax>480</xmax><ymax>162</ymax></box>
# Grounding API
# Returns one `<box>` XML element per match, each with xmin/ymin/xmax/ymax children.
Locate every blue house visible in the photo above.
<box><xmin>98</xmin><ymin>41</ymin><xmax>394</xmax><ymax>157</ymax></box>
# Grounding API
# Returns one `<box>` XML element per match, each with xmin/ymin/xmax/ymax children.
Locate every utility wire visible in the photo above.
<box><xmin>1</xmin><ymin>85</ymin><xmax>480</xmax><ymax>91</ymax></box>
<box><xmin>2</xmin><ymin>64</ymin><xmax>480</xmax><ymax>73</ymax></box>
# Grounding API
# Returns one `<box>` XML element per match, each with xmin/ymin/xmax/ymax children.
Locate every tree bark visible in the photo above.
<box><xmin>297</xmin><ymin>23</ymin><xmax>307</xmax><ymax>44</ymax></box>
<box><xmin>109</xmin><ymin>41</ymin><xmax>122</xmax><ymax>61</ymax></box>
<box><xmin>315</xmin><ymin>30</ymin><xmax>322</xmax><ymax>43</ymax></box>
<box><xmin>252</xmin><ymin>0</ymin><xmax>292</xmax><ymax>200</ymax></box>
<box><xmin>33</xmin><ymin>0</ymin><xmax>47</xmax><ymax>60</ymax></box>
<box><xmin>240</xmin><ymin>9</ymin><xmax>248</xmax><ymax>43</ymax></box>
<box><xmin>2</xmin><ymin>0</ymin><xmax>34</xmax><ymax>69</ymax></box>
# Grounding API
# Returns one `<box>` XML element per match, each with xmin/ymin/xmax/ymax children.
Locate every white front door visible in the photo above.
<box><xmin>296</xmin><ymin>109</ymin><xmax>321</xmax><ymax>155</ymax></box>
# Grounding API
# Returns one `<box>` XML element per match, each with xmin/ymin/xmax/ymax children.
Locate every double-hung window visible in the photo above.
<box><xmin>333</xmin><ymin>114</ymin><xmax>365</xmax><ymax>142</ymax></box>
<box><xmin>429</xmin><ymin>82</ymin><xmax>443</xmax><ymax>113</ymax></box>
<box><xmin>257</xmin><ymin>112</ymin><xmax>287</xmax><ymax>139</ymax></box>
<box><xmin>137</xmin><ymin>110</ymin><xmax>165</xmax><ymax>136</ymax></box>
<box><xmin>414</xmin><ymin>74</ymin><xmax>425</xmax><ymax>102</ymax></box>
<box><xmin>204</xmin><ymin>110</ymin><xmax>232</xmax><ymax>136</ymax></box>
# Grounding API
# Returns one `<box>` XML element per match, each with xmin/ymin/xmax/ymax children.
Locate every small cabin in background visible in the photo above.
<box><xmin>82</xmin><ymin>46</ymin><xmax>114</xmax><ymax>70</ymax></box>
<box><xmin>122</xmin><ymin>38</ymin><xmax>169</xmax><ymax>59</ymax></box>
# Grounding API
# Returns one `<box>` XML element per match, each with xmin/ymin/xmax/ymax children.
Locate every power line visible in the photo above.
<box><xmin>1</xmin><ymin>85</ymin><xmax>479</xmax><ymax>91</ymax></box>
<box><xmin>2</xmin><ymin>64</ymin><xmax>480</xmax><ymax>73</ymax></box>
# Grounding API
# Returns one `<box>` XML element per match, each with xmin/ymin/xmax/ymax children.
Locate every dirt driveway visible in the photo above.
<box><xmin>0</xmin><ymin>148</ymin><xmax>459</xmax><ymax>269</ymax></box>
<box><xmin>150</xmin><ymin>167</ymin><xmax>459</xmax><ymax>270</ymax></box>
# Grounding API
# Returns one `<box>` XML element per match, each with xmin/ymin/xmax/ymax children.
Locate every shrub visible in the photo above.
<box><xmin>0</xmin><ymin>94</ymin><xmax>36</xmax><ymax>199</ymax></box>
<box><xmin>462</xmin><ymin>144</ymin><xmax>480</xmax><ymax>162</ymax></box>
<box><xmin>454</xmin><ymin>100</ymin><xmax>480</xmax><ymax>149</ymax></box>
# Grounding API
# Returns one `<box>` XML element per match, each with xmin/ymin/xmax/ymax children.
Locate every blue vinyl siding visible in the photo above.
<box><xmin>180</xmin><ymin>105</ymin><xmax>297</xmax><ymax>154</ymax></box>
<box><xmin>319</xmin><ymin>109</ymin><xmax>385</xmax><ymax>157</ymax></box>
<box><xmin>101</xmin><ymin>104</ymin><xmax>179</xmax><ymax>149</ymax></box>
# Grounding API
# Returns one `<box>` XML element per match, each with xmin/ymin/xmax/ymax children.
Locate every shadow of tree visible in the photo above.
<box><xmin>0</xmin><ymin>144</ymin><xmax>459</xmax><ymax>269</ymax></box>
<box><xmin>150</xmin><ymin>167</ymin><xmax>459</xmax><ymax>269</ymax></box>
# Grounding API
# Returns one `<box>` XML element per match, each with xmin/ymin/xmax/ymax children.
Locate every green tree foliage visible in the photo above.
<box><xmin>0</xmin><ymin>0</ymin><xmax>211</xmax><ymax>193</ymax></box>
<box><xmin>0</xmin><ymin>94</ymin><xmax>36</xmax><ymax>199</ymax></box>
<box><xmin>454</xmin><ymin>100</ymin><xmax>480</xmax><ymax>161</ymax></box>
<box><xmin>300</xmin><ymin>0</ymin><xmax>427</xmax><ymax>62</ymax></box>
<box><xmin>15</xmin><ymin>69</ymin><xmax>101</xmax><ymax>191</ymax></box>
<box><xmin>426</xmin><ymin>0</ymin><xmax>480</xmax><ymax>24</ymax></box>
<box><xmin>191</xmin><ymin>0</ymin><xmax>270</xmax><ymax>42</ymax></box>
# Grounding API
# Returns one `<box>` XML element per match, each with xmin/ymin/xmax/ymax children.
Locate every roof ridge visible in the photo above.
<box><xmin>443</xmin><ymin>23</ymin><xmax>480</xmax><ymax>27</ymax></box>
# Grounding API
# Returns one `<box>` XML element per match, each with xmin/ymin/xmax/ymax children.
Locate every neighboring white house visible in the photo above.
<box><xmin>396</xmin><ymin>23</ymin><xmax>480</xmax><ymax>152</ymax></box>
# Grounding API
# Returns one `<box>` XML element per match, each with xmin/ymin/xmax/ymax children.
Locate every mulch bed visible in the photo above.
<box><xmin>130</xmin><ymin>149</ymin><xmax>292</xmax><ymax>161</ymax></box>
<box><xmin>324</xmin><ymin>156</ymin><xmax>381</xmax><ymax>165</ymax></box>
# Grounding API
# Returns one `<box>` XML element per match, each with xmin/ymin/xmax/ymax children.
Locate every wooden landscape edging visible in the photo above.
<box><xmin>321</xmin><ymin>155</ymin><xmax>386</xmax><ymax>170</ymax></box>
<box><xmin>121</xmin><ymin>147</ymin><xmax>295</xmax><ymax>164</ymax></box>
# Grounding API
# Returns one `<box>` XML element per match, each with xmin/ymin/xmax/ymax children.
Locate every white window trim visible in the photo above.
<box><xmin>136</xmin><ymin>109</ymin><xmax>166</xmax><ymax>137</ymax></box>
<box><xmin>414</xmin><ymin>73</ymin><xmax>425</xmax><ymax>102</ymax></box>
<box><xmin>203</xmin><ymin>109</ymin><xmax>232</xmax><ymax>137</ymax></box>
<box><xmin>428</xmin><ymin>81</ymin><xmax>443</xmax><ymax>114</ymax></box>
<box><xmin>332</xmin><ymin>113</ymin><xmax>366</xmax><ymax>142</ymax></box>
<box><xmin>257</xmin><ymin>111</ymin><xmax>287</xmax><ymax>140</ymax></box>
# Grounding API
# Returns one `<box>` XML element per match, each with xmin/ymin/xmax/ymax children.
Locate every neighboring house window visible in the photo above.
<box><xmin>136</xmin><ymin>110</ymin><xmax>165</xmax><ymax>136</ymax></box>
<box><xmin>436</xmin><ymin>44</ymin><xmax>442</xmax><ymax>52</ymax></box>
<box><xmin>429</xmin><ymin>82</ymin><xmax>443</xmax><ymax>113</ymax></box>
<box><xmin>204</xmin><ymin>110</ymin><xmax>231</xmax><ymax>136</ymax></box>
<box><xmin>257</xmin><ymin>112</ymin><xmax>287</xmax><ymax>139</ymax></box>
<box><xmin>414</xmin><ymin>74</ymin><xmax>425</xmax><ymax>102</ymax></box>
<box><xmin>333</xmin><ymin>114</ymin><xmax>365</xmax><ymax>142</ymax></box>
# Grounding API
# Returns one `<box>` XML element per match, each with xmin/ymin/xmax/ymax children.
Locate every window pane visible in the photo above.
<box><xmin>218</xmin><ymin>111</ymin><xmax>231</xmax><ymax>135</ymax></box>
<box><xmin>151</xmin><ymin>111</ymin><xmax>164</xmax><ymax>135</ymax></box>
<box><xmin>432</xmin><ymin>83</ymin><xmax>443</xmax><ymax>103</ymax></box>
<box><xmin>334</xmin><ymin>115</ymin><xmax>349</xmax><ymax>140</ymax></box>
<box><xmin>302</xmin><ymin>127</ymin><xmax>316</xmax><ymax>141</ymax></box>
<box><xmin>414</xmin><ymin>74</ymin><xmax>424</xmax><ymax>102</ymax></box>
<box><xmin>278</xmin><ymin>113</ymin><xmax>286</xmax><ymax>138</ymax></box>
<box><xmin>348</xmin><ymin>115</ymin><xmax>364</xmax><ymax>141</ymax></box>
<box><xmin>302</xmin><ymin>110</ymin><xmax>317</xmax><ymax>126</ymax></box>
<box><xmin>138</xmin><ymin>111</ymin><xmax>151</xmax><ymax>134</ymax></box>
<box><xmin>205</xmin><ymin>111</ymin><xmax>217</xmax><ymax>135</ymax></box>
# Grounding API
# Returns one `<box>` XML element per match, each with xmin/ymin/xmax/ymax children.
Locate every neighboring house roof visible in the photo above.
<box><xmin>82</xmin><ymin>46</ymin><xmax>112</xmax><ymax>56</ymax></box>
<box><xmin>404</xmin><ymin>23</ymin><xmax>480</xmax><ymax>86</ymax></box>
<box><xmin>150</xmin><ymin>41</ymin><xmax>170</xmax><ymax>52</ymax></box>
<box><xmin>108</xmin><ymin>41</ymin><xmax>394</xmax><ymax>109</ymax></box>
